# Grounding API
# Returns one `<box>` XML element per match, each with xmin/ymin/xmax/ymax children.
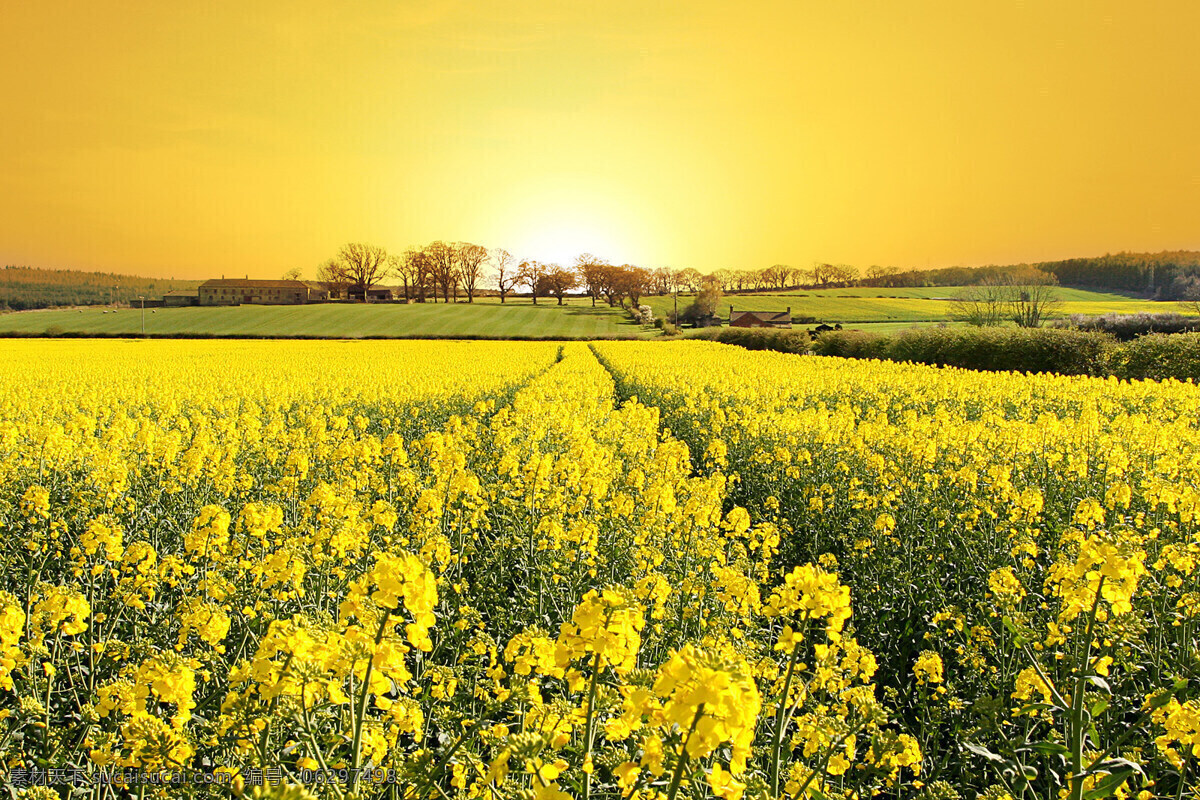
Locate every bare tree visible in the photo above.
<box><xmin>1006</xmin><ymin>272</ymin><xmax>1061</xmax><ymax>328</ymax></box>
<box><xmin>575</xmin><ymin>254</ymin><xmax>610</xmax><ymax>307</ymax></box>
<box><xmin>649</xmin><ymin>267</ymin><xmax>673</xmax><ymax>295</ymax></box>
<box><xmin>491</xmin><ymin>248</ymin><xmax>519</xmax><ymax>303</ymax></box>
<box><xmin>457</xmin><ymin>243</ymin><xmax>488</xmax><ymax>303</ymax></box>
<box><xmin>810</xmin><ymin>263</ymin><xmax>837</xmax><ymax>286</ymax></box>
<box><xmin>675</xmin><ymin>268</ymin><xmax>702</xmax><ymax>293</ymax></box>
<box><xmin>332</xmin><ymin>243</ymin><xmax>390</xmax><ymax>300</ymax></box>
<box><xmin>711</xmin><ymin>269</ymin><xmax>736</xmax><ymax>291</ymax></box>
<box><xmin>425</xmin><ymin>241</ymin><xmax>458</xmax><ymax>303</ymax></box>
<box><xmin>520</xmin><ymin>260</ymin><xmax>547</xmax><ymax>305</ymax></box>
<box><xmin>832</xmin><ymin>264</ymin><xmax>860</xmax><ymax>285</ymax></box>
<box><xmin>400</xmin><ymin>247</ymin><xmax>435</xmax><ymax>303</ymax></box>
<box><xmin>1181</xmin><ymin>282</ymin><xmax>1200</xmax><ymax>316</ymax></box>
<box><xmin>388</xmin><ymin>254</ymin><xmax>410</xmax><ymax>302</ymax></box>
<box><xmin>761</xmin><ymin>264</ymin><xmax>791</xmax><ymax>289</ymax></box>
<box><xmin>317</xmin><ymin>258</ymin><xmax>350</xmax><ymax>299</ymax></box>
<box><xmin>866</xmin><ymin>265</ymin><xmax>899</xmax><ymax>282</ymax></box>
<box><xmin>952</xmin><ymin>279</ymin><xmax>1008</xmax><ymax>326</ymax></box>
<box><xmin>282</xmin><ymin>267</ymin><xmax>302</xmax><ymax>281</ymax></box>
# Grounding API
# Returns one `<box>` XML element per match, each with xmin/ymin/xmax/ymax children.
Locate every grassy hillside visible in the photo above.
<box><xmin>0</xmin><ymin>266</ymin><xmax>201</xmax><ymax>310</ymax></box>
<box><xmin>0</xmin><ymin>285</ymin><xmax>1172</xmax><ymax>338</ymax></box>
<box><xmin>646</xmin><ymin>286</ymin><xmax>1170</xmax><ymax>325</ymax></box>
<box><xmin>0</xmin><ymin>300</ymin><xmax>652</xmax><ymax>338</ymax></box>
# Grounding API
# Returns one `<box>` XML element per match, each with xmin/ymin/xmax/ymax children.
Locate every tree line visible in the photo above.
<box><xmin>0</xmin><ymin>266</ymin><xmax>201</xmax><ymax>311</ymax></box>
<box><xmin>314</xmin><ymin>242</ymin><xmax>662</xmax><ymax>307</ymax></box>
<box><xmin>312</xmin><ymin>242</ymin><xmax>886</xmax><ymax>306</ymax></box>
<box><xmin>857</xmin><ymin>251</ymin><xmax>1200</xmax><ymax>298</ymax></box>
<box><xmin>314</xmin><ymin>243</ymin><xmax>1200</xmax><ymax>310</ymax></box>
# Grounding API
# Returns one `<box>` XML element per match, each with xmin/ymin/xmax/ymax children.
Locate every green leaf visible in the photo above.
<box><xmin>963</xmin><ymin>742</ymin><xmax>1007</xmax><ymax>764</ymax></box>
<box><xmin>1018</xmin><ymin>741</ymin><xmax>1069</xmax><ymax>757</ymax></box>
<box><xmin>1087</xmin><ymin>759</ymin><xmax>1145</xmax><ymax>778</ymax></box>
<box><xmin>1082</xmin><ymin>768</ymin><xmax>1136</xmax><ymax>800</ymax></box>
<box><xmin>1090</xmin><ymin>699</ymin><xmax>1109</xmax><ymax>717</ymax></box>
<box><xmin>1147</xmin><ymin>691</ymin><xmax>1177</xmax><ymax>710</ymax></box>
<box><xmin>1086</xmin><ymin>675</ymin><xmax>1112</xmax><ymax>693</ymax></box>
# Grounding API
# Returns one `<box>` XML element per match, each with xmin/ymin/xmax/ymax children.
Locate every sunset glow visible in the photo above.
<box><xmin>2</xmin><ymin>1</ymin><xmax>1198</xmax><ymax>278</ymax></box>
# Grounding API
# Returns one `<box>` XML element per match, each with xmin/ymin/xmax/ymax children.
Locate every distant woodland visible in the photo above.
<box><xmin>858</xmin><ymin>251</ymin><xmax>1200</xmax><ymax>299</ymax></box>
<box><xmin>0</xmin><ymin>266</ymin><xmax>201</xmax><ymax>310</ymax></box>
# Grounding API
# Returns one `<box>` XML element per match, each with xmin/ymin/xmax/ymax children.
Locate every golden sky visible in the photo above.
<box><xmin>2</xmin><ymin>1</ymin><xmax>1198</xmax><ymax>279</ymax></box>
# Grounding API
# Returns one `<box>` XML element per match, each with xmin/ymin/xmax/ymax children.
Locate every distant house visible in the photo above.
<box><xmin>729</xmin><ymin>306</ymin><xmax>792</xmax><ymax>328</ymax></box>
<box><xmin>199</xmin><ymin>279</ymin><xmax>309</xmax><ymax>306</ymax></box>
<box><xmin>162</xmin><ymin>290</ymin><xmax>199</xmax><ymax>307</ymax></box>
<box><xmin>347</xmin><ymin>286</ymin><xmax>395</xmax><ymax>302</ymax></box>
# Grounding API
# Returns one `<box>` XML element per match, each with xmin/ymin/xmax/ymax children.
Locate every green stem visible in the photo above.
<box><xmin>666</xmin><ymin>704</ymin><xmax>706</xmax><ymax>800</ymax></box>
<box><xmin>770</xmin><ymin>641</ymin><xmax>802</xmax><ymax>796</ymax></box>
<box><xmin>352</xmin><ymin>607</ymin><xmax>394</xmax><ymax>771</ymax></box>
<box><xmin>1070</xmin><ymin>576</ymin><xmax>1106</xmax><ymax>800</ymax></box>
<box><xmin>582</xmin><ymin>651</ymin><xmax>602</xmax><ymax>800</ymax></box>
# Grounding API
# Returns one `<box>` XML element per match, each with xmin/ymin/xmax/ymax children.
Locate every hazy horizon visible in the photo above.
<box><xmin>3</xmin><ymin>1</ymin><xmax>1198</xmax><ymax>279</ymax></box>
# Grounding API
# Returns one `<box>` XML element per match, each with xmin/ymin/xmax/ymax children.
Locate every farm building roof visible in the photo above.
<box><xmin>199</xmin><ymin>279</ymin><xmax>309</xmax><ymax>289</ymax></box>
<box><xmin>730</xmin><ymin>310</ymin><xmax>792</xmax><ymax>324</ymax></box>
<box><xmin>163</xmin><ymin>289</ymin><xmax>199</xmax><ymax>296</ymax></box>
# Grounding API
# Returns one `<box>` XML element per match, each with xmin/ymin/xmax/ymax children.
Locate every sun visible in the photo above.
<box><xmin>507</xmin><ymin>215</ymin><xmax>627</xmax><ymax>267</ymax></box>
<box><xmin>502</xmin><ymin>188</ymin><xmax>639</xmax><ymax>266</ymax></box>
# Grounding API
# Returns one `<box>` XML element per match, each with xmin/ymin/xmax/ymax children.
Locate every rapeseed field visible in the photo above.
<box><xmin>0</xmin><ymin>340</ymin><xmax>1195</xmax><ymax>800</ymax></box>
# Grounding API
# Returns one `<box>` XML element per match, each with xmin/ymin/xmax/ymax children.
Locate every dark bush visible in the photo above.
<box><xmin>1053</xmin><ymin>312</ymin><xmax>1200</xmax><ymax>341</ymax></box>
<box><xmin>810</xmin><ymin>327</ymin><xmax>1114</xmax><ymax>375</ymax></box>
<box><xmin>688</xmin><ymin>327</ymin><xmax>811</xmax><ymax>354</ymax></box>
<box><xmin>810</xmin><ymin>329</ymin><xmax>890</xmax><ymax>359</ymax></box>
<box><xmin>1108</xmin><ymin>333</ymin><xmax>1200</xmax><ymax>382</ymax></box>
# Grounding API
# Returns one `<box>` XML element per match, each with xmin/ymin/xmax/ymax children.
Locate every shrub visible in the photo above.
<box><xmin>1054</xmin><ymin>311</ymin><xmax>1200</xmax><ymax>341</ymax></box>
<box><xmin>810</xmin><ymin>329</ymin><xmax>890</xmax><ymax>359</ymax></box>
<box><xmin>811</xmin><ymin>327</ymin><xmax>1115</xmax><ymax>375</ymax></box>
<box><xmin>1109</xmin><ymin>332</ymin><xmax>1200</xmax><ymax>381</ymax></box>
<box><xmin>689</xmin><ymin>327</ymin><xmax>811</xmax><ymax>354</ymax></box>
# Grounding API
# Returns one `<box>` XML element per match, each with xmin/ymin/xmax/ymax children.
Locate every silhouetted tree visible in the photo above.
<box><xmin>457</xmin><ymin>243</ymin><xmax>488</xmax><ymax>303</ymax></box>
<box><xmin>425</xmin><ymin>241</ymin><xmax>458</xmax><ymax>303</ymax></box>
<box><xmin>539</xmin><ymin>267</ymin><xmax>578</xmax><ymax>305</ymax></box>
<box><xmin>492</xmin><ymin>248</ymin><xmax>519</xmax><ymax>304</ymax></box>
<box><xmin>575</xmin><ymin>254</ymin><xmax>610</xmax><ymax>307</ymax></box>
<box><xmin>332</xmin><ymin>243</ymin><xmax>390</xmax><ymax>300</ymax></box>
<box><xmin>520</xmin><ymin>260</ymin><xmax>547</xmax><ymax>305</ymax></box>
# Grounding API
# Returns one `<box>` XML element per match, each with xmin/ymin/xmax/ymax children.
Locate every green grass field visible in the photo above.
<box><xmin>0</xmin><ymin>286</ymin><xmax>1176</xmax><ymax>338</ymax></box>
<box><xmin>0</xmin><ymin>300</ymin><xmax>653</xmax><ymax>338</ymax></box>
<box><xmin>646</xmin><ymin>286</ymin><xmax>1170</xmax><ymax>325</ymax></box>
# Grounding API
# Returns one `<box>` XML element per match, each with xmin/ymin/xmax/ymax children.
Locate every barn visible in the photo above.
<box><xmin>729</xmin><ymin>306</ymin><xmax>792</xmax><ymax>328</ymax></box>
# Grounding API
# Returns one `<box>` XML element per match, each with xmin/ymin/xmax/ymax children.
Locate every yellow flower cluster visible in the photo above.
<box><xmin>555</xmin><ymin>588</ymin><xmax>644</xmax><ymax>674</ymax></box>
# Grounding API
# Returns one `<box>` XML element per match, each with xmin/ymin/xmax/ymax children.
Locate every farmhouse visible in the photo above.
<box><xmin>729</xmin><ymin>306</ymin><xmax>792</xmax><ymax>328</ymax></box>
<box><xmin>199</xmin><ymin>279</ymin><xmax>309</xmax><ymax>306</ymax></box>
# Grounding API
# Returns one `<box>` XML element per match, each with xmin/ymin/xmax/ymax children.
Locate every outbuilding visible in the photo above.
<box><xmin>729</xmin><ymin>306</ymin><xmax>792</xmax><ymax>328</ymax></box>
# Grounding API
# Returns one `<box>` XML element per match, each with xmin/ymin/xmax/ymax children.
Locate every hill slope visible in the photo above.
<box><xmin>0</xmin><ymin>266</ymin><xmax>202</xmax><ymax>310</ymax></box>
